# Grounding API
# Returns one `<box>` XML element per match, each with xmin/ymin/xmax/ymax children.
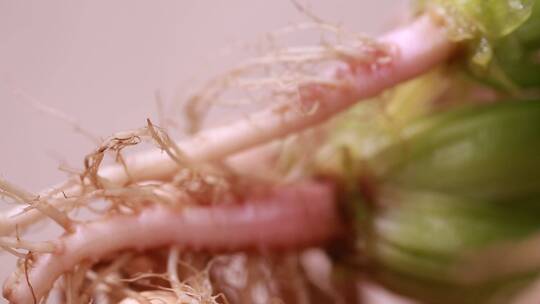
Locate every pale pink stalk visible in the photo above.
<box><xmin>2</xmin><ymin>13</ymin><xmax>455</xmax><ymax>303</ymax></box>
<box><xmin>3</xmin><ymin>182</ymin><xmax>341</xmax><ymax>304</ymax></box>
<box><xmin>1</xmin><ymin>14</ymin><xmax>454</xmax><ymax>236</ymax></box>
<box><xmin>98</xmin><ymin>14</ymin><xmax>454</xmax><ymax>184</ymax></box>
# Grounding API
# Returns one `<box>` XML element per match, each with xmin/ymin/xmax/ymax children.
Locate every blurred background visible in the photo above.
<box><xmin>0</xmin><ymin>1</ymin><xmax>405</xmax><ymax>302</ymax></box>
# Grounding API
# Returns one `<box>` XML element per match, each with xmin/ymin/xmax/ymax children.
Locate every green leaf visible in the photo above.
<box><xmin>371</xmin><ymin>100</ymin><xmax>540</xmax><ymax>201</ymax></box>
<box><xmin>368</xmin><ymin>188</ymin><xmax>540</xmax><ymax>303</ymax></box>
<box><xmin>420</xmin><ymin>0</ymin><xmax>540</xmax><ymax>90</ymax></box>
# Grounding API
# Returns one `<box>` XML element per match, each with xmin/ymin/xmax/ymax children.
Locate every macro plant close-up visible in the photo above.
<box><xmin>1</xmin><ymin>0</ymin><xmax>540</xmax><ymax>303</ymax></box>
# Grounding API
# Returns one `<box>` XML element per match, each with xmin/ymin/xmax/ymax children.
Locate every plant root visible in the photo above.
<box><xmin>0</xmin><ymin>13</ymin><xmax>454</xmax><ymax>237</ymax></box>
<box><xmin>3</xmin><ymin>181</ymin><xmax>341</xmax><ymax>303</ymax></box>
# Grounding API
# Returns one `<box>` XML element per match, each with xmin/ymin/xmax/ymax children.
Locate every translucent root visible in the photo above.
<box><xmin>3</xmin><ymin>181</ymin><xmax>342</xmax><ymax>304</ymax></box>
<box><xmin>118</xmin><ymin>291</ymin><xmax>177</xmax><ymax>304</ymax></box>
<box><xmin>0</xmin><ymin>237</ymin><xmax>56</xmax><ymax>253</ymax></box>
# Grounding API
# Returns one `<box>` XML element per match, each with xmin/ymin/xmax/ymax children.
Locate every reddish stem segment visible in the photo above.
<box><xmin>3</xmin><ymin>182</ymin><xmax>342</xmax><ymax>304</ymax></box>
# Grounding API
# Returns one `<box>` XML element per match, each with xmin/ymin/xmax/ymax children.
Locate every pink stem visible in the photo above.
<box><xmin>94</xmin><ymin>14</ymin><xmax>455</xmax><ymax>186</ymax></box>
<box><xmin>1</xmin><ymin>13</ymin><xmax>455</xmax><ymax>236</ymax></box>
<box><xmin>3</xmin><ymin>182</ymin><xmax>341</xmax><ymax>304</ymax></box>
<box><xmin>3</xmin><ymin>13</ymin><xmax>456</xmax><ymax>304</ymax></box>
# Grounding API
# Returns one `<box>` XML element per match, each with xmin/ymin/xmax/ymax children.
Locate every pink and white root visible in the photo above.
<box><xmin>4</xmin><ymin>182</ymin><xmax>341</xmax><ymax>303</ymax></box>
<box><xmin>2</xmin><ymin>13</ymin><xmax>455</xmax><ymax>304</ymax></box>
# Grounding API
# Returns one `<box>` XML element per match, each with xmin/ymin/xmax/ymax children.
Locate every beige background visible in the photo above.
<box><xmin>0</xmin><ymin>1</ymin><xmax>405</xmax><ymax>302</ymax></box>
